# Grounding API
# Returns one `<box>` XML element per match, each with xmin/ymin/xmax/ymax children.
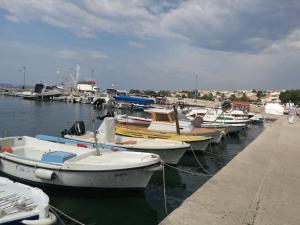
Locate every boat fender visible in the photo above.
<box><xmin>2</xmin><ymin>146</ymin><xmax>13</xmax><ymax>153</ymax></box>
<box><xmin>76</xmin><ymin>143</ymin><xmax>88</xmax><ymax>148</ymax></box>
<box><xmin>34</xmin><ymin>169</ymin><xmax>55</xmax><ymax>180</ymax></box>
<box><xmin>22</xmin><ymin>212</ymin><xmax>57</xmax><ymax>225</ymax></box>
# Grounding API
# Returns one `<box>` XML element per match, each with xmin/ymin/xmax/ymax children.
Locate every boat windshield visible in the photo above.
<box><xmin>178</xmin><ymin>113</ymin><xmax>190</xmax><ymax>122</ymax></box>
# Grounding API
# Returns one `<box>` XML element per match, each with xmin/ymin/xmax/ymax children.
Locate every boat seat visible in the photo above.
<box><xmin>10</xmin><ymin>146</ymin><xmax>45</xmax><ymax>161</ymax></box>
<box><xmin>41</xmin><ymin>151</ymin><xmax>77</xmax><ymax>164</ymax></box>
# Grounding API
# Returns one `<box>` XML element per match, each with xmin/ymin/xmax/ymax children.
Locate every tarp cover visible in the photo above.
<box><xmin>265</xmin><ymin>103</ymin><xmax>284</xmax><ymax>115</ymax></box>
<box><xmin>98</xmin><ymin>117</ymin><xmax>115</xmax><ymax>143</ymax></box>
<box><xmin>114</xmin><ymin>96</ymin><xmax>154</xmax><ymax>105</ymax></box>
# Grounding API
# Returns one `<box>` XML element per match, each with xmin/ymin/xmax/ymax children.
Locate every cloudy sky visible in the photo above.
<box><xmin>0</xmin><ymin>0</ymin><xmax>300</xmax><ymax>90</ymax></box>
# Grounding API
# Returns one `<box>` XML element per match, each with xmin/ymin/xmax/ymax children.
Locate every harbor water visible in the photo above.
<box><xmin>0</xmin><ymin>95</ymin><xmax>264</xmax><ymax>225</ymax></box>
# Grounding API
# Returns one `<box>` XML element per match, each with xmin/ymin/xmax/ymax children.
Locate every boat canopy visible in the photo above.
<box><xmin>114</xmin><ymin>95</ymin><xmax>155</xmax><ymax>105</ymax></box>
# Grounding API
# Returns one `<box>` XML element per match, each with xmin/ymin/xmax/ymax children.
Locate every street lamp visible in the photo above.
<box><xmin>19</xmin><ymin>66</ymin><xmax>26</xmax><ymax>89</ymax></box>
<box><xmin>194</xmin><ymin>74</ymin><xmax>198</xmax><ymax>102</ymax></box>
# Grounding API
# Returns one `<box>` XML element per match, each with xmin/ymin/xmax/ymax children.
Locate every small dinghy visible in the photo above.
<box><xmin>0</xmin><ymin>136</ymin><xmax>161</xmax><ymax>189</ymax></box>
<box><xmin>62</xmin><ymin>118</ymin><xmax>191</xmax><ymax>165</ymax></box>
<box><xmin>0</xmin><ymin>177</ymin><xmax>56</xmax><ymax>225</ymax></box>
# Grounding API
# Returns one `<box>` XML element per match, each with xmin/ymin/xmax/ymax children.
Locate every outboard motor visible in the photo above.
<box><xmin>61</xmin><ymin>121</ymin><xmax>86</xmax><ymax>137</ymax></box>
<box><xmin>69</xmin><ymin>121</ymin><xmax>86</xmax><ymax>135</ymax></box>
<box><xmin>96</xmin><ymin>111</ymin><xmax>115</xmax><ymax>120</ymax></box>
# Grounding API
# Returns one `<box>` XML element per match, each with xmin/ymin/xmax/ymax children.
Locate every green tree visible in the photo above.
<box><xmin>279</xmin><ymin>90</ymin><xmax>300</xmax><ymax>105</ymax></box>
<box><xmin>143</xmin><ymin>90</ymin><xmax>157</xmax><ymax>96</ymax></box>
<box><xmin>240</xmin><ymin>93</ymin><xmax>250</xmax><ymax>102</ymax></box>
<box><xmin>256</xmin><ymin>90</ymin><xmax>266</xmax><ymax>98</ymax></box>
<box><xmin>200</xmin><ymin>94</ymin><xmax>214</xmax><ymax>101</ymax></box>
<box><xmin>229</xmin><ymin>94</ymin><xmax>237</xmax><ymax>101</ymax></box>
<box><xmin>158</xmin><ymin>90</ymin><xmax>171</xmax><ymax>97</ymax></box>
<box><xmin>129</xmin><ymin>89</ymin><xmax>141</xmax><ymax>95</ymax></box>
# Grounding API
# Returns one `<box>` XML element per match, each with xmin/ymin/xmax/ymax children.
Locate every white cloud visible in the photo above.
<box><xmin>1</xmin><ymin>0</ymin><xmax>300</xmax><ymax>52</ymax></box>
<box><xmin>128</xmin><ymin>41</ymin><xmax>145</xmax><ymax>49</ymax></box>
<box><xmin>57</xmin><ymin>49</ymin><xmax>109</xmax><ymax>60</ymax></box>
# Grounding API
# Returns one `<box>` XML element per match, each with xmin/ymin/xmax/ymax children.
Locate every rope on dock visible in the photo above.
<box><xmin>50</xmin><ymin>205</ymin><xmax>85</xmax><ymax>225</ymax></box>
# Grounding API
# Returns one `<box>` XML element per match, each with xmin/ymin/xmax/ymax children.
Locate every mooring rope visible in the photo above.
<box><xmin>161</xmin><ymin>161</ymin><xmax>168</xmax><ymax>216</ymax></box>
<box><xmin>163</xmin><ymin>162</ymin><xmax>213</xmax><ymax>177</ymax></box>
<box><xmin>190</xmin><ymin>146</ymin><xmax>211</xmax><ymax>175</ymax></box>
<box><xmin>160</xmin><ymin>158</ymin><xmax>213</xmax><ymax>216</ymax></box>
<box><xmin>199</xmin><ymin>149</ymin><xmax>239</xmax><ymax>157</ymax></box>
<box><xmin>50</xmin><ymin>207</ymin><xmax>66</xmax><ymax>225</ymax></box>
<box><xmin>50</xmin><ymin>205</ymin><xmax>85</xmax><ymax>225</ymax></box>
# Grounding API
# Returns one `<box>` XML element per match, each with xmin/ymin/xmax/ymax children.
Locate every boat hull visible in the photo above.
<box><xmin>226</xmin><ymin>124</ymin><xmax>247</xmax><ymax>133</ymax></box>
<box><xmin>188</xmin><ymin>139</ymin><xmax>210</xmax><ymax>151</ymax></box>
<box><xmin>204</xmin><ymin>132</ymin><xmax>223</xmax><ymax>144</ymax></box>
<box><xmin>0</xmin><ymin>157</ymin><xmax>160</xmax><ymax>189</ymax></box>
<box><xmin>127</xmin><ymin>147</ymin><xmax>189</xmax><ymax>165</ymax></box>
<box><xmin>2</xmin><ymin>216</ymin><xmax>39</xmax><ymax>225</ymax></box>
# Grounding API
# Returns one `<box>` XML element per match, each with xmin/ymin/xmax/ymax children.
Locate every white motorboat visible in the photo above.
<box><xmin>201</xmin><ymin>122</ymin><xmax>247</xmax><ymax>133</ymax></box>
<box><xmin>249</xmin><ymin>114</ymin><xmax>265</xmax><ymax>124</ymax></box>
<box><xmin>0</xmin><ymin>136</ymin><xmax>161</xmax><ymax>189</ymax></box>
<box><xmin>63</xmin><ymin>118</ymin><xmax>190</xmax><ymax>165</ymax></box>
<box><xmin>183</xmin><ymin>108</ymin><xmax>247</xmax><ymax>133</ymax></box>
<box><xmin>0</xmin><ymin>177</ymin><xmax>56</xmax><ymax>225</ymax></box>
<box><xmin>203</xmin><ymin>109</ymin><xmax>250</xmax><ymax>124</ymax></box>
<box><xmin>116</xmin><ymin>114</ymin><xmax>152</xmax><ymax>126</ymax></box>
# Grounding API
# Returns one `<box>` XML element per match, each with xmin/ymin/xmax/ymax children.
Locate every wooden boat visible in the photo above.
<box><xmin>0</xmin><ymin>177</ymin><xmax>56</xmax><ymax>225</ymax></box>
<box><xmin>115</xmin><ymin>126</ymin><xmax>211</xmax><ymax>151</ymax></box>
<box><xmin>116</xmin><ymin>108</ymin><xmax>224</xmax><ymax>144</ymax></box>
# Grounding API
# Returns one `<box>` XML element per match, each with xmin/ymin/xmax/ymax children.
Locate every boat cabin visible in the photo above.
<box><xmin>144</xmin><ymin>108</ymin><xmax>175</xmax><ymax>123</ymax></box>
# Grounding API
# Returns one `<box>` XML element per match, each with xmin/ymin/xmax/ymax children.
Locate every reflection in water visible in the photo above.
<box><xmin>0</xmin><ymin>96</ymin><xmax>264</xmax><ymax>225</ymax></box>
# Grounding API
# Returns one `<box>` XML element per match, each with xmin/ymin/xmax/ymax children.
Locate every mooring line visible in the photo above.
<box><xmin>50</xmin><ymin>205</ymin><xmax>85</xmax><ymax>225</ymax></box>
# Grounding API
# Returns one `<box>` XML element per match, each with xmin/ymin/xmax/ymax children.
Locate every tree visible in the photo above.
<box><xmin>158</xmin><ymin>90</ymin><xmax>171</xmax><ymax>97</ymax></box>
<box><xmin>240</xmin><ymin>93</ymin><xmax>250</xmax><ymax>102</ymax></box>
<box><xmin>256</xmin><ymin>90</ymin><xmax>266</xmax><ymax>98</ymax></box>
<box><xmin>200</xmin><ymin>94</ymin><xmax>214</xmax><ymax>101</ymax></box>
<box><xmin>143</xmin><ymin>90</ymin><xmax>157</xmax><ymax>96</ymax></box>
<box><xmin>129</xmin><ymin>89</ymin><xmax>141</xmax><ymax>95</ymax></box>
<box><xmin>279</xmin><ymin>90</ymin><xmax>300</xmax><ymax>106</ymax></box>
<box><xmin>221</xmin><ymin>93</ymin><xmax>225</xmax><ymax>100</ymax></box>
<box><xmin>229</xmin><ymin>94</ymin><xmax>237</xmax><ymax>101</ymax></box>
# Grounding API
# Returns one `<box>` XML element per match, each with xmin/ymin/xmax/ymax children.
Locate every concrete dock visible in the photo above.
<box><xmin>160</xmin><ymin>117</ymin><xmax>300</xmax><ymax>225</ymax></box>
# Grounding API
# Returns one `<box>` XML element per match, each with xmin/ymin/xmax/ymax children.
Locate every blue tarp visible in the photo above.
<box><xmin>41</xmin><ymin>151</ymin><xmax>76</xmax><ymax>163</ymax></box>
<box><xmin>114</xmin><ymin>96</ymin><xmax>155</xmax><ymax>105</ymax></box>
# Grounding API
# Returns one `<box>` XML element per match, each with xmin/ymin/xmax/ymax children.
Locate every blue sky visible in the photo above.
<box><xmin>0</xmin><ymin>0</ymin><xmax>300</xmax><ymax>90</ymax></box>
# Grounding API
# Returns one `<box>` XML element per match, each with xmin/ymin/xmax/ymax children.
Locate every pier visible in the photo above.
<box><xmin>160</xmin><ymin>116</ymin><xmax>300</xmax><ymax>225</ymax></box>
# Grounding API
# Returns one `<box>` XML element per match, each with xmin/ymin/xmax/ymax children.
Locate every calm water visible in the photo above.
<box><xmin>0</xmin><ymin>95</ymin><xmax>264</xmax><ymax>225</ymax></box>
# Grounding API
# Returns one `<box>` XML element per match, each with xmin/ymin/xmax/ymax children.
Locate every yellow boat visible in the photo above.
<box><xmin>116</xmin><ymin>126</ymin><xmax>211</xmax><ymax>151</ymax></box>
